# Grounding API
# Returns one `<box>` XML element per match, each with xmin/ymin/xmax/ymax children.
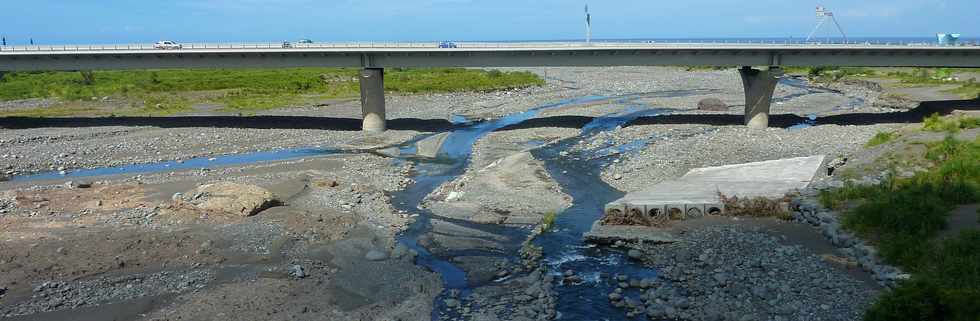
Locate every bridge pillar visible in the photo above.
<box><xmin>739</xmin><ymin>66</ymin><xmax>783</xmax><ymax>129</ymax></box>
<box><xmin>359</xmin><ymin>68</ymin><xmax>386</xmax><ymax>132</ymax></box>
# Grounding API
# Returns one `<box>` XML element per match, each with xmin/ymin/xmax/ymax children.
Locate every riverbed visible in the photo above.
<box><xmin>0</xmin><ymin>66</ymin><xmax>910</xmax><ymax>320</ymax></box>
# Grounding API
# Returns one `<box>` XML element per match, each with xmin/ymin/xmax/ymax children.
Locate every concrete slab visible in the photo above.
<box><xmin>582</xmin><ymin>221</ymin><xmax>680</xmax><ymax>245</ymax></box>
<box><xmin>604</xmin><ymin>155</ymin><xmax>825</xmax><ymax>221</ymax></box>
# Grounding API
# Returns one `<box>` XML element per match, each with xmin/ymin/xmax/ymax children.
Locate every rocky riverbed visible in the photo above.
<box><xmin>1</xmin><ymin>66</ymin><xmax>967</xmax><ymax>320</ymax></box>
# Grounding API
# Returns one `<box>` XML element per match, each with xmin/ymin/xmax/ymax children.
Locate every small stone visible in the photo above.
<box><xmin>444</xmin><ymin>298</ymin><xmax>460</xmax><ymax>308</ymax></box>
<box><xmin>627</xmin><ymin>249</ymin><xmax>643</xmax><ymax>260</ymax></box>
<box><xmin>712</xmin><ymin>273</ymin><xmax>729</xmax><ymax>285</ymax></box>
<box><xmin>613</xmin><ymin>173</ymin><xmax>623</xmax><ymax>180</ymax></box>
<box><xmin>288</xmin><ymin>265</ymin><xmax>306</xmax><ymax>279</ymax></box>
<box><xmin>697</xmin><ymin>98</ymin><xmax>729</xmax><ymax>111</ymax></box>
<box><xmin>365</xmin><ymin>250</ymin><xmax>388</xmax><ymax>261</ymax></box>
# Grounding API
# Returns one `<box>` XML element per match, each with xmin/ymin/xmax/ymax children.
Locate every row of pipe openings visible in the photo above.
<box><xmin>603</xmin><ymin>203</ymin><xmax>723</xmax><ymax>226</ymax></box>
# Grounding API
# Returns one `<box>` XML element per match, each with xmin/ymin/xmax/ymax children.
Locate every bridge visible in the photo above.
<box><xmin>2</xmin><ymin>42</ymin><xmax>979</xmax><ymax>131</ymax></box>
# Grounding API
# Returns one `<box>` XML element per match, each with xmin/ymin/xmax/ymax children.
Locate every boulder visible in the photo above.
<box><xmin>180</xmin><ymin>182</ymin><xmax>278</xmax><ymax>216</ymax></box>
<box><xmin>697</xmin><ymin>98</ymin><xmax>728</xmax><ymax>111</ymax></box>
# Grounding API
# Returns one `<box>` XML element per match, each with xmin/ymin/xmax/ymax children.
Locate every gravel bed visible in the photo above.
<box><xmin>1</xmin><ymin>269</ymin><xmax>213</xmax><ymax>318</ymax></box>
<box><xmin>589</xmin><ymin>123</ymin><xmax>898</xmax><ymax>192</ymax></box>
<box><xmin>609</xmin><ymin>226</ymin><xmax>878</xmax><ymax>321</ymax></box>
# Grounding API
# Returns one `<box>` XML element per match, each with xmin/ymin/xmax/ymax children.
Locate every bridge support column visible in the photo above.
<box><xmin>739</xmin><ymin>66</ymin><xmax>783</xmax><ymax>129</ymax></box>
<box><xmin>359</xmin><ymin>68</ymin><xmax>386</xmax><ymax>132</ymax></box>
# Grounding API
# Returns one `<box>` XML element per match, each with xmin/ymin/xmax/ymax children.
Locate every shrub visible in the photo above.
<box><xmin>922</xmin><ymin>113</ymin><xmax>980</xmax><ymax>133</ymax></box>
<box><xmin>865</xmin><ymin>230</ymin><xmax>980</xmax><ymax>321</ymax></box>
<box><xmin>836</xmin><ymin>131</ymin><xmax>980</xmax><ymax>320</ymax></box>
<box><xmin>866</xmin><ymin>131</ymin><xmax>896</xmax><ymax>147</ymax></box>
<box><xmin>864</xmin><ymin>279</ymin><xmax>945</xmax><ymax>321</ymax></box>
<box><xmin>542</xmin><ymin>211</ymin><xmax>558</xmax><ymax>232</ymax></box>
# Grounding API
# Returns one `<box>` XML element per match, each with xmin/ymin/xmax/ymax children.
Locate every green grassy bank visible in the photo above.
<box><xmin>785</xmin><ymin>66</ymin><xmax>980</xmax><ymax>99</ymax></box>
<box><xmin>0</xmin><ymin>68</ymin><xmax>544</xmax><ymax>116</ymax></box>
<box><xmin>819</xmin><ymin>115</ymin><xmax>980</xmax><ymax>321</ymax></box>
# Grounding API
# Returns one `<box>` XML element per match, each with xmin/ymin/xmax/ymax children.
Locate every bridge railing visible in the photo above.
<box><xmin>0</xmin><ymin>40</ymin><xmax>977</xmax><ymax>52</ymax></box>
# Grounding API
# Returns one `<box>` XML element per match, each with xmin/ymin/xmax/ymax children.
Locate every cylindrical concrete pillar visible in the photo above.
<box><xmin>739</xmin><ymin>66</ymin><xmax>783</xmax><ymax>129</ymax></box>
<box><xmin>359</xmin><ymin>68</ymin><xmax>386</xmax><ymax>132</ymax></box>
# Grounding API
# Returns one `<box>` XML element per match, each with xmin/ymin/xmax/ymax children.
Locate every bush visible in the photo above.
<box><xmin>542</xmin><ymin>211</ymin><xmax>558</xmax><ymax>231</ymax></box>
<box><xmin>922</xmin><ymin>113</ymin><xmax>980</xmax><ymax>133</ymax></box>
<box><xmin>865</xmin><ymin>230</ymin><xmax>980</xmax><ymax>321</ymax></box>
<box><xmin>866</xmin><ymin>131</ymin><xmax>896</xmax><ymax>147</ymax></box>
<box><xmin>864</xmin><ymin>279</ymin><xmax>945</xmax><ymax>321</ymax></box>
<box><xmin>836</xmin><ymin>130</ymin><xmax>980</xmax><ymax>320</ymax></box>
<box><xmin>819</xmin><ymin>182</ymin><xmax>882</xmax><ymax>210</ymax></box>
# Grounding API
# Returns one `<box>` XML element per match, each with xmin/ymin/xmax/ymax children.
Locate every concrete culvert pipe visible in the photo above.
<box><xmin>649</xmin><ymin>208</ymin><xmax>667</xmax><ymax>225</ymax></box>
<box><xmin>647</xmin><ymin>208</ymin><xmax>662</xmax><ymax>218</ymax></box>
<box><xmin>687</xmin><ymin>207</ymin><xmax>703</xmax><ymax>218</ymax></box>
<box><xmin>668</xmin><ymin>207</ymin><xmax>684</xmax><ymax>220</ymax></box>
<box><xmin>708</xmin><ymin>207</ymin><xmax>723</xmax><ymax>215</ymax></box>
<box><xmin>606</xmin><ymin>208</ymin><xmax>623</xmax><ymax>217</ymax></box>
<box><xmin>629</xmin><ymin>208</ymin><xmax>644</xmax><ymax>218</ymax></box>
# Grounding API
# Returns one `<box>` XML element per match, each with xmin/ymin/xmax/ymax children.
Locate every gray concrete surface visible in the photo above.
<box><xmin>359</xmin><ymin>68</ymin><xmax>386</xmax><ymax>132</ymax></box>
<box><xmin>740</xmin><ymin>67</ymin><xmax>784</xmax><ymax>129</ymax></box>
<box><xmin>2</xmin><ymin>44</ymin><xmax>979</xmax><ymax>70</ymax></box>
<box><xmin>605</xmin><ymin>155</ymin><xmax>826</xmax><ymax>220</ymax></box>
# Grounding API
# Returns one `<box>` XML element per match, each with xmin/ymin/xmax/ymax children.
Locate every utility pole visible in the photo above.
<box><xmin>585</xmin><ymin>4</ymin><xmax>592</xmax><ymax>44</ymax></box>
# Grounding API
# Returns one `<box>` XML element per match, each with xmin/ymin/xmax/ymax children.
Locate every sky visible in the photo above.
<box><xmin>1</xmin><ymin>0</ymin><xmax>976</xmax><ymax>44</ymax></box>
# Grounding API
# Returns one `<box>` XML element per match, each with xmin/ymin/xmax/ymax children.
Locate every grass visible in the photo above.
<box><xmin>922</xmin><ymin>113</ymin><xmax>980</xmax><ymax>133</ymax></box>
<box><xmin>541</xmin><ymin>211</ymin><xmax>559</xmax><ymax>232</ymax></box>
<box><xmin>785</xmin><ymin>67</ymin><xmax>980</xmax><ymax>99</ymax></box>
<box><xmin>866</xmin><ymin>131</ymin><xmax>897</xmax><ymax>148</ymax></box>
<box><xmin>887</xmin><ymin>68</ymin><xmax>980</xmax><ymax>99</ymax></box>
<box><xmin>864</xmin><ymin>230</ymin><xmax>980</xmax><ymax>321</ymax></box>
<box><xmin>819</xmin><ymin>118</ymin><xmax>980</xmax><ymax>320</ymax></box>
<box><xmin>0</xmin><ymin>68</ymin><xmax>545</xmax><ymax>116</ymax></box>
<box><xmin>784</xmin><ymin>66</ymin><xmax>877</xmax><ymax>82</ymax></box>
<box><xmin>0</xmin><ymin>104</ymin><xmax>101</xmax><ymax>117</ymax></box>
<box><xmin>943</xmin><ymin>82</ymin><xmax>980</xmax><ymax>99</ymax></box>
<box><xmin>683</xmin><ymin>66</ymin><xmax>732</xmax><ymax>71</ymax></box>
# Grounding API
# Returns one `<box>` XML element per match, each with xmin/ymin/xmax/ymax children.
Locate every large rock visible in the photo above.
<box><xmin>180</xmin><ymin>182</ymin><xmax>278</xmax><ymax>216</ymax></box>
<box><xmin>697</xmin><ymin>98</ymin><xmax>728</xmax><ymax>111</ymax></box>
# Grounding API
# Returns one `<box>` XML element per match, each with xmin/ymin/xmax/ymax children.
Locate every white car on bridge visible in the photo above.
<box><xmin>153</xmin><ymin>41</ymin><xmax>182</xmax><ymax>50</ymax></box>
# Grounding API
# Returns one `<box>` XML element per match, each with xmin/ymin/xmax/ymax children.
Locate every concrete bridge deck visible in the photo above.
<box><xmin>2</xmin><ymin>42</ymin><xmax>978</xmax><ymax>131</ymax></box>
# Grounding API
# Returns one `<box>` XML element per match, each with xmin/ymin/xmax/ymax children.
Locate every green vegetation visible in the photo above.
<box><xmin>886</xmin><ymin>68</ymin><xmax>980</xmax><ymax>99</ymax></box>
<box><xmin>819</xmin><ymin>116</ymin><xmax>980</xmax><ymax>320</ymax></box>
<box><xmin>0</xmin><ymin>68</ymin><xmax>545</xmax><ymax>116</ymax></box>
<box><xmin>542</xmin><ymin>211</ymin><xmax>559</xmax><ymax>232</ymax></box>
<box><xmin>944</xmin><ymin>81</ymin><xmax>980</xmax><ymax>99</ymax></box>
<box><xmin>683</xmin><ymin>66</ymin><xmax>732</xmax><ymax>72</ymax></box>
<box><xmin>864</xmin><ymin>231</ymin><xmax>980</xmax><ymax>321</ymax></box>
<box><xmin>783</xmin><ymin>66</ymin><xmax>877</xmax><ymax>82</ymax></box>
<box><xmin>865</xmin><ymin>131</ymin><xmax>897</xmax><ymax>148</ymax></box>
<box><xmin>922</xmin><ymin>113</ymin><xmax>980</xmax><ymax>132</ymax></box>
<box><xmin>785</xmin><ymin>66</ymin><xmax>980</xmax><ymax>99</ymax></box>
